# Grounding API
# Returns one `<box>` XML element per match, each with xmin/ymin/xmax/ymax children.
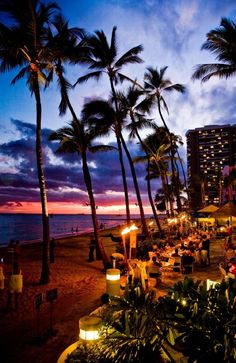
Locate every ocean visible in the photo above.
<box><xmin>0</xmin><ymin>213</ymin><xmax>143</xmax><ymax>247</ymax></box>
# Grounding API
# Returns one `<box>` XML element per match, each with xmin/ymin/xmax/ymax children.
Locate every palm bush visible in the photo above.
<box><xmin>162</xmin><ymin>277</ymin><xmax>236</xmax><ymax>362</ymax></box>
<box><xmin>66</xmin><ymin>278</ymin><xmax>236</xmax><ymax>362</ymax></box>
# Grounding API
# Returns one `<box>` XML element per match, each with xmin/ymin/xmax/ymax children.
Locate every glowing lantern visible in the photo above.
<box><xmin>0</xmin><ymin>266</ymin><xmax>5</xmax><ymax>290</ymax></box>
<box><xmin>206</xmin><ymin>279</ymin><xmax>219</xmax><ymax>291</ymax></box>
<box><xmin>106</xmin><ymin>268</ymin><xmax>120</xmax><ymax>296</ymax></box>
<box><xmin>9</xmin><ymin>273</ymin><xmax>23</xmax><ymax>293</ymax></box>
<box><xmin>79</xmin><ymin>316</ymin><xmax>102</xmax><ymax>342</ymax></box>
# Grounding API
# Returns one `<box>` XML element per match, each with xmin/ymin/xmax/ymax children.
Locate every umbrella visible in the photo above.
<box><xmin>211</xmin><ymin>202</ymin><xmax>236</xmax><ymax>218</ymax></box>
<box><xmin>197</xmin><ymin>204</ymin><xmax>219</xmax><ymax>213</ymax></box>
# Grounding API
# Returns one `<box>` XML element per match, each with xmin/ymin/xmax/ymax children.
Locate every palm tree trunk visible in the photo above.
<box><xmin>109</xmin><ymin>76</ymin><xmax>131</xmax><ymax>224</ymax></box>
<box><xmin>160</xmin><ymin>169</ymin><xmax>171</xmax><ymax>217</ymax></box>
<box><xmin>57</xmin><ymin>70</ymin><xmax>110</xmax><ymax>267</ymax></box>
<box><xmin>157</xmin><ymin>99</ymin><xmax>182</xmax><ymax>212</ymax></box>
<box><xmin>81</xmin><ymin>152</ymin><xmax>110</xmax><ymax>268</ymax></box>
<box><xmin>176</xmin><ymin>148</ymin><xmax>189</xmax><ymax>206</ymax></box>
<box><xmin>147</xmin><ymin>158</ymin><xmax>162</xmax><ymax>232</ymax></box>
<box><xmin>133</xmin><ymin>123</ymin><xmax>163</xmax><ymax>231</ymax></box>
<box><xmin>119</xmin><ymin>133</ymin><xmax>149</xmax><ymax>236</ymax></box>
<box><xmin>33</xmin><ymin>78</ymin><xmax>50</xmax><ymax>285</ymax></box>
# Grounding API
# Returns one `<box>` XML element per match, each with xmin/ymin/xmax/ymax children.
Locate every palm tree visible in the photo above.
<box><xmin>75</xmin><ymin>26</ymin><xmax>144</xmax><ymax>225</ymax></box>
<box><xmin>192</xmin><ymin>18</ymin><xmax>236</xmax><ymax>82</ymax></box>
<box><xmin>0</xmin><ymin>0</ymin><xmax>59</xmax><ymax>284</ymax></box>
<box><xmin>134</xmin><ymin>128</ymin><xmax>173</xmax><ymax>229</ymax></box>
<box><xmin>45</xmin><ymin>17</ymin><xmax>112</xmax><ymax>264</ymax></box>
<box><xmin>140</xmin><ymin>66</ymin><xmax>186</xmax><ymax>213</ymax></box>
<box><xmin>112</xmin><ymin>87</ymin><xmax>155</xmax><ymax>235</ymax></box>
<box><xmin>81</xmin><ymin>97</ymin><xmax>150</xmax><ymax>235</ymax></box>
<box><xmin>44</xmin><ymin>14</ymin><xmax>87</xmax><ymax>117</ymax></box>
<box><xmin>49</xmin><ymin>114</ymin><xmax>113</xmax><ymax>268</ymax></box>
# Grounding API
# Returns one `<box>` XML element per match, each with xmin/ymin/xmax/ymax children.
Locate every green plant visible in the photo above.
<box><xmin>163</xmin><ymin>277</ymin><xmax>236</xmax><ymax>362</ymax></box>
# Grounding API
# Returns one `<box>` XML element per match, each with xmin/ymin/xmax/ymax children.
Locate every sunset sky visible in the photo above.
<box><xmin>1</xmin><ymin>0</ymin><xmax>236</xmax><ymax>214</ymax></box>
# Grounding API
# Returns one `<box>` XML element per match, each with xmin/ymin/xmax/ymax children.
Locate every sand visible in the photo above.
<box><xmin>0</xmin><ymin>226</ymin><xmax>225</xmax><ymax>363</ymax></box>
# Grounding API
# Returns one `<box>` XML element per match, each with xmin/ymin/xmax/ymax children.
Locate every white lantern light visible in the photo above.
<box><xmin>106</xmin><ymin>268</ymin><xmax>120</xmax><ymax>296</ymax></box>
<box><xmin>206</xmin><ymin>279</ymin><xmax>219</xmax><ymax>290</ymax></box>
<box><xmin>79</xmin><ymin>316</ymin><xmax>101</xmax><ymax>342</ymax></box>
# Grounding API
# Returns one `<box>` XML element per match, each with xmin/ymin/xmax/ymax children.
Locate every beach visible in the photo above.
<box><xmin>0</xmin><ymin>225</ymin><xmax>224</xmax><ymax>363</ymax></box>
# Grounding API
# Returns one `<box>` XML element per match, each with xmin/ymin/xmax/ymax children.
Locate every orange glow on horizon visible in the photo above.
<box><xmin>0</xmin><ymin>201</ymin><xmax>153</xmax><ymax>215</ymax></box>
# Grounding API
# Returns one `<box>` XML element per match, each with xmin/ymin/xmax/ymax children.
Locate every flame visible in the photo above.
<box><xmin>129</xmin><ymin>224</ymin><xmax>138</xmax><ymax>231</ymax></box>
<box><xmin>121</xmin><ymin>227</ymin><xmax>130</xmax><ymax>235</ymax></box>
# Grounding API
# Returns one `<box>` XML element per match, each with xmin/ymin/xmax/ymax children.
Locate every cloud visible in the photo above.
<box><xmin>0</xmin><ymin>118</ymin><xmax>154</xmax><ymax>208</ymax></box>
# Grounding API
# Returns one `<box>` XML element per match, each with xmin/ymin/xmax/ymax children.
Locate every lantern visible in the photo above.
<box><xmin>79</xmin><ymin>316</ymin><xmax>101</xmax><ymax>342</ymax></box>
<box><xmin>206</xmin><ymin>279</ymin><xmax>219</xmax><ymax>290</ymax></box>
<box><xmin>9</xmin><ymin>273</ymin><xmax>23</xmax><ymax>293</ymax></box>
<box><xmin>106</xmin><ymin>268</ymin><xmax>120</xmax><ymax>296</ymax></box>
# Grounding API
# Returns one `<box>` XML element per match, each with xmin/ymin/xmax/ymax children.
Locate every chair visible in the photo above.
<box><xmin>161</xmin><ymin>257</ymin><xmax>182</xmax><ymax>277</ymax></box>
<box><xmin>194</xmin><ymin>250</ymin><xmax>201</xmax><ymax>264</ymax></box>
<box><xmin>201</xmin><ymin>249</ymin><xmax>208</xmax><ymax>262</ymax></box>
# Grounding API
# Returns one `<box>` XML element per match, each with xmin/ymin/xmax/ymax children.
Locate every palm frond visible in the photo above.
<box><xmin>164</xmin><ymin>83</ymin><xmax>186</xmax><ymax>93</ymax></box>
<box><xmin>117</xmin><ymin>72</ymin><xmax>144</xmax><ymax>88</ymax></box>
<box><xmin>10</xmin><ymin>66</ymin><xmax>29</xmax><ymax>84</ymax></box>
<box><xmin>110</xmin><ymin>26</ymin><xmax>117</xmax><ymax>60</ymax></box>
<box><xmin>133</xmin><ymin>155</ymin><xmax>148</xmax><ymax>163</ymax></box>
<box><xmin>115</xmin><ymin>45</ymin><xmax>143</xmax><ymax>67</ymax></box>
<box><xmin>74</xmin><ymin>70</ymin><xmax>103</xmax><ymax>86</ymax></box>
<box><xmin>192</xmin><ymin>63</ymin><xmax>235</xmax><ymax>81</ymax></box>
<box><xmin>82</xmin><ymin>99</ymin><xmax>115</xmax><ymax>123</ymax></box>
<box><xmin>89</xmin><ymin>145</ymin><xmax>116</xmax><ymax>153</ymax></box>
<box><xmin>138</xmin><ymin>96</ymin><xmax>155</xmax><ymax>113</ymax></box>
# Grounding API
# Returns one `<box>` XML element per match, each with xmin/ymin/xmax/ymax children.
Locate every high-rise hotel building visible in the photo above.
<box><xmin>186</xmin><ymin>124</ymin><xmax>236</xmax><ymax>211</ymax></box>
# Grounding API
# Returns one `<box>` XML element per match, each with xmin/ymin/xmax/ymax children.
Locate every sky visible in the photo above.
<box><xmin>0</xmin><ymin>0</ymin><xmax>236</xmax><ymax>214</ymax></box>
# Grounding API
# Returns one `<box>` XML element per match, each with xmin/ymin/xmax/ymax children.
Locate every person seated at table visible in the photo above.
<box><xmin>164</xmin><ymin>242</ymin><xmax>173</xmax><ymax>251</ymax></box>
<box><xmin>201</xmin><ymin>234</ymin><xmax>210</xmax><ymax>266</ymax></box>
<box><xmin>228</xmin><ymin>261</ymin><xmax>236</xmax><ymax>276</ymax></box>
<box><xmin>171</xmin><ymin>248</ymin><xmax>180</xmax><ymax>257</ymax></box>
<box><xmin>158</xmin><ymin>241</ymin><xmax>165</xmax><ymax>250</ymax></box>
<box><xmin>179</xmin><ymin>242</ymin><xmax>187</xmax><ymax>252</ymax></box>
<box><xmin>152</xmin><ymin>243</ymin><xmax>158</xmax><ymax>252</ymax></box>
<box><xmin>226</xmin><ymin>257</ymin><xmax>236</xmax><ymax>275</ymax></box>
<box><xmin>146</xmin><ymin>256</ymin><xmax>162</xmax><ymax>286</ymax></box>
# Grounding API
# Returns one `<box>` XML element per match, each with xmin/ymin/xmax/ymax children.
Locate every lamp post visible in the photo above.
<box><xmin>106</xmin><ymin>268</ymin><xmax>120</xmax><ymax>296</ymax></box>
<box><xmin>79</xmin><ymin>315</ymin><xmax>102</xmax><ymax>342</ymax></box>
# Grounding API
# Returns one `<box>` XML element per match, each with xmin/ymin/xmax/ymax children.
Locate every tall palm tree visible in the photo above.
<box><xmin>140</xmin><ymin>66</ymin><xmax>186</xmax><ymax>213</ymax></box>
<box><xmin>192</xmin><ymin>18</ymin><xmax>236</xmax><ymax>82</ymax></box>
<box><xmin>134</xmin><ymin>128</ymin><xmax>173</xmax><ymax>229</ymax></box>
<box><xmin>114</xmin><ymin>87</ymin><xmax>154</xmax><ymax>235</ymax></box>
<box><xmin>0</xmin><ymin>0</ymin><xmax>59</xmax><ymax>284</ymax></box>
<box><xmin>49</xmin><ymin>115</ymin><xmax>113</xmax><ymax>268</ymax></box>
<box><xmin>82</xmin><ymin>96</ymin><xmax>150</xmax><ymax>236</ymax></box>
<box><xmin>75</xmin><ymin>26</ymin><xmax>144</xmax><ymax>225</ymax></box>
<box><xmin>44</xmin><ymin>14</ymin><xmax>87</xmax><ymax>117</ymax></box>
<box><xmin>45</xmin><ymin>17</ymin><xmax>111</xmax><ymax>263</ymax></box>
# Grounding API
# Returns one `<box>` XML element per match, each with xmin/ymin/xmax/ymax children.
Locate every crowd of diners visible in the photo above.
<box><xmin>111</xmin><ymin>224</ymin><xmax>236</xmax><ymax>286</ymax></box>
